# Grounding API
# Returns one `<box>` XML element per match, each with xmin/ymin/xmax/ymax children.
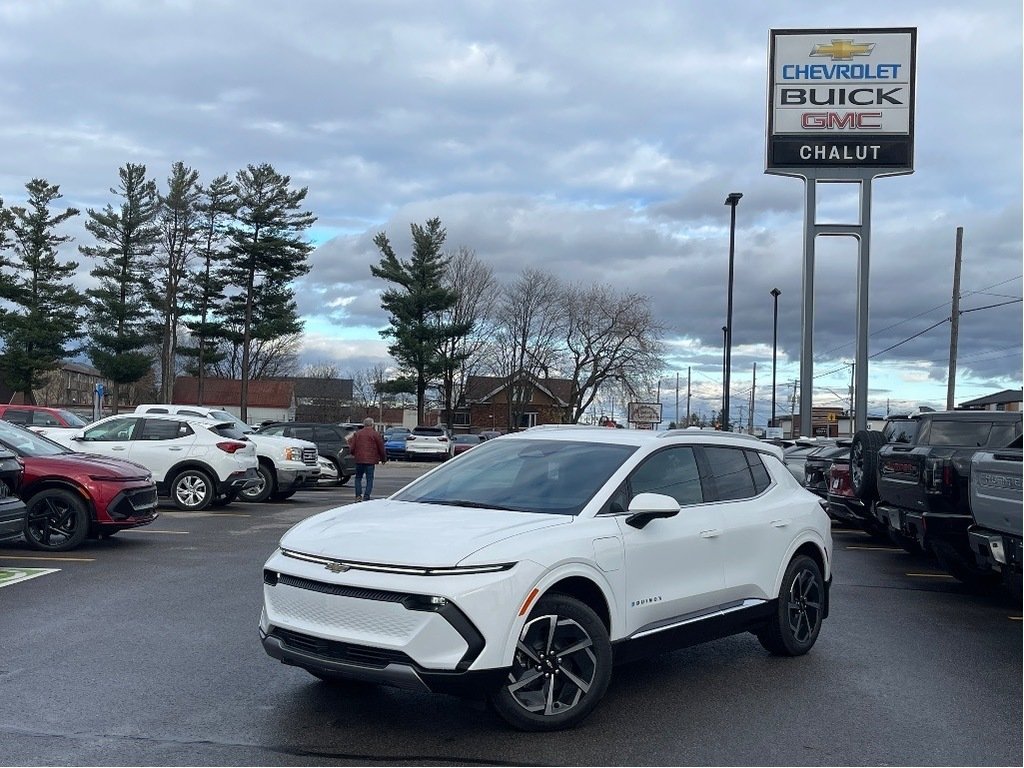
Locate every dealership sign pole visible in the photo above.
<box><xmin>766</xmin><ymin>28</ymin><xmax>916</xmax><ymax>435</ymax></box>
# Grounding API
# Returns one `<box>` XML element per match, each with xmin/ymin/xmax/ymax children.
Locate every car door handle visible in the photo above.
<box><xmin>111</xmin><ymin>446</ymin><xmax>126</xmax><ymax>451</ymax></box>
<box><xmin>169</xmin><ymin>447</ymin><xmax>184</xmax><ymax>451</ymax></box>
<box><xmin>770</xmin><ymin>519</ymin><xmax>790</xmax><ymax>528</ymax></box>
<box><xmin>699</xmin><ymin>529</ymin><xmax>720</xmax><ymax>538</ymax></box>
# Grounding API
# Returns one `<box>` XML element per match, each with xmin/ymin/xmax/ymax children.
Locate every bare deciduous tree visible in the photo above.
<box><xmin>490</xmin><ymin>269</ymin><xmax>565</xmax><ymax>429</ymax></box>
<box><xmin>437</xmin><ymin>247</ymin><xmax>498</xmax><ymax>429</ymax></box>
<box><xmin>560</xmin><ymin>284</ymin><xmax>665</xmax><ymax>423</ymax></box>
<box><xmin>212</xmin><ymin>332</ymin><xmax>301</xmax><ymax>380</ymax></box>
<box><xmin>303</xmin><ymin>360</ymin><xmax>340</xmax><ymax>379</ymax></box>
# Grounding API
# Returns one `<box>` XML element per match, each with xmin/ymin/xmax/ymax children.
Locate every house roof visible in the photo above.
<box><xmin>273</xmin><ymin>376</ymin><xmax>354</xmax><ymax>400</ymax></box>
<box><xmin>959</xmin><ymin>388</ymin><xmax>1023</xmax><ymax>408</ymax></box>
<box><xmin>172</xmin><ymin>376</ymin><xmax>295</xmax><ymax>409</ymax></box>
<box><xmin>464</xmin><ymin>373</ymin><xmax>572</xmax><ymax>406</ymax></box>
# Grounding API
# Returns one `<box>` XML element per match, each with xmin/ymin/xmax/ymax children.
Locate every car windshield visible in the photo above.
<box><xmin>393</xmin><ymin>438</ymin><xmax>637</xmax><ymax>516</ymax></box>
<box><xmin>210</xmin><ymin>410</ymin><xmax>254</xmax><ymax>434</ymax></box>
<box><xmin>0</xmin><ymin>420</ymin><xmax>72</xmax><ymax>457</ymax></box>
<box><xmin>58</xmin><ymin>410</ymin><xmax>88</xmax><ymax>427</ymax></box>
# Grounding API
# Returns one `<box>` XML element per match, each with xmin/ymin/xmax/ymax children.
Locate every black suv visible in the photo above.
<box><xmin>0</xmin><ymin>446</ymin><xmax>27</xmax><ymax>543</ymax></box>
<box><xmin>258</xmin><ymin>422</ymin><xmax>356</xmax><ymax>486</ymax></box>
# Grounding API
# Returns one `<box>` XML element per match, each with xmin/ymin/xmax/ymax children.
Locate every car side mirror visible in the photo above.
<box><xmin>625</xmin><ymin>492</ymin><xmax>681</xmax><ymax>529</ymax></box>
<box><xmin>70</xmin><ymin>434</ymin><xmax>84</xmax><ymax>442</ymax></box>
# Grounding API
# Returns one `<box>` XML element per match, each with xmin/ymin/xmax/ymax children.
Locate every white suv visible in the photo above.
<box><xmin>134</xmin><ymin>405</ymin><xmax>320</xmax><ymax>503</ymax></box>
<box><xmin>260</xmin><ymin>426</ymin><xmax>832</xmax><ymax>730</ymax></box>
<box><xmin>44</xmin><ymin>413</ymin><xmax>258</xmax><ymax>511</ymax></box>
<box><xmin>404</xmin><ymin>425</ymin><xmax>452</xmax><ymax>461</ymax></box>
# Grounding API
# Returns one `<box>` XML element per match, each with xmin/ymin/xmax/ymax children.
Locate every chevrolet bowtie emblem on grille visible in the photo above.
<box><xmin>325</xmin><ymin>561</ymin><xmax>350</xmax><ymax>573</ymax></box>
<box><xmin>810</xmin><ymin>39</ymin><xmax>875</xmax><ymax>61</ymax></box>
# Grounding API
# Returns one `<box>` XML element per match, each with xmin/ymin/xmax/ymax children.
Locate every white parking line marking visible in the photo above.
<box><xmin>1010</xmin><ymin>616</ymin><xmax>1022</xmax><ymax>621</ymax></box>
<box><xmin>118</xmin><ymin>529</ymin><xmax>190</xmax><ymax>535</ymax></box>
<box><xmin>0</xmin><ymin>555</ymin><xmax>95</xmax><ymax>562</ymax></box>
<box><xmin>0</xmin><ymin>567</ymin><xmax>59</xmax><ymax>588</ymax></box>
<box><xmin>905</xmin><ymin>572</ymin><xmax>956</xmax><ymax>579</ymax></box>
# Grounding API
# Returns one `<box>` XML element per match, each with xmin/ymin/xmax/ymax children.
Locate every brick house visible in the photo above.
<box><xmin>172</xmin><ymin>376</ymin><xmax>296</xmax><ymax>424</ymax></box>
<box><xmin>449</xmin><ymin>372</ymin><xmax>572</xmax><ymax>433</ymax></box>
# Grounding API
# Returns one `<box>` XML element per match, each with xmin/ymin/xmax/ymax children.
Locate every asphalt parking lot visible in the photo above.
<box><xmin>1</xmin><ymin>460</ymin><xmax>1021</xmax><ymax>766</ymax></box>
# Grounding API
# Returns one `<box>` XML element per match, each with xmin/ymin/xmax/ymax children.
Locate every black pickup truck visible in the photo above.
<box><xmin>851</xmin><ymin>410</ymin><xmax>1022</xmax><ymax>587</ymax></box>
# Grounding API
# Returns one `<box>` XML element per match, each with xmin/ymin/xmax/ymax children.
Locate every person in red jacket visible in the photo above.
<box><xmin>349</xmin><ymin>417</ymin><xmax>387</xmax><ymax>501</ymax></box>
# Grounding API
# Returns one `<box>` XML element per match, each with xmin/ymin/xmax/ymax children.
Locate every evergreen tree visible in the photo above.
<box><xmin>80</xmin><ymin>163</ymin><xmax>160</xmax><ymax>413</ymax></box>
<box><xmin>221</xmin><ymin>163</ymin><xmax>314</xmax><ymax>421</ymax></box>
<box><xmin>371</xmin><ymin>218</ymin><xmax>465</xmax><ymax>425</ymax></box>
<box><xmin>179</xmin><ymin>174</ymin><xmax>236</xmax><ymax>404</ymax></box>
<box><xmin>153</xmin><ymin>161</ymin><xmax>202</xmax><ymax>402</ymax></box>
<box><xmin>0</xmin><ymin>180</ymin><xmax>84</xmax><ymax>401</ymax></box>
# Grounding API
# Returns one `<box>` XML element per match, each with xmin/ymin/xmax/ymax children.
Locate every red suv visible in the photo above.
<box><xmin>0</xmin><ymin>420</ymin><xmax>158</xmax><ymax>551</ymax></box>
<box><xmin>0</xmin><ymin>404</ymin><xmax>90</xmax><ymax>429</ymax></box>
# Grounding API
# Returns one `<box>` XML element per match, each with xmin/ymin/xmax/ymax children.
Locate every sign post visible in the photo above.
<box><xmin>93</xmin><ymin>383</ymin><xmax>105</xmax><ymax>422</ymax></box>
<box><xmin>766</xmin><ymin>28</ymin><xmax>916</xmax><ymax>434</ymax></box>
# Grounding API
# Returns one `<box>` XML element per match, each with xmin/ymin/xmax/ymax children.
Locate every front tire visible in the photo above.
<box><xmin>489</xmin><ymin>594</ymin><xmax>612</xmax><ymax>732</ymax></box>
<box><xmin>239</xmin><ymin>463</ymin><xmax>275</xmax><ymax>503</ymax></box>
<box><xmin>170</xmin><ymin>469</ymin><xmax>214</xmax><ymax>511</ymax></box>
<box><xmin>757</xmin><ymin>555</ymin><xmax>825</xmax><ymax>656</ymax></box>
<box><xmin>24</xmin><ymin>489</ymin><xmax>90</xmax><ymax>551</ymax></box>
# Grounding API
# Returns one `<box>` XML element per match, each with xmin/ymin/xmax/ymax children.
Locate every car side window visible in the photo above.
<box><xmin>988</xmin><ymin>422</ymin><xmax>1022</xmax><ymax>448</ymax></box>
<box><xmin>291</xmin><ymin>426</ymin><xmax>315</xmax><ymax>441</ymax></box>
<box><xmin>84</xmin><ymin>417</ymin><xmax>139</xmax><ymax>442</ymax></box>
<box><xmin>260</xmin><ymin>425</ymin><xmax>285</xmax><ymax>436</ymax></box>
<box><xmin>141</xmin><ymin>419</ymin><xmax>193</xmax><ymax>440</ymax></box>
<box><xmin>3</xmin><ymin>409</ymin><xmax>30</xmax><ymax>425</ymax></box>
<box><xmin>179</xmin><ymin>409</ymin><xmax>205</xmax><ymax>417</ymax></box>
<box><xmin>702</xmin><ymin>446</ymin><xmax>757</xmax><ymax>501</ymax></box>
<box><xmin>31</xmin><ymin>412</ymin><xmax>62</xmax><ymax>426</ymax></box>
<box><xmin>316</xmin><ymin>426</ymin><xmax>342</xmax><ymax>441</ymax></box>
<box><xmin>626</xmin><ymin>447</ymin><xmax>703</xmax><ymax>506</ymax></box>
<box><xmin>746</xmin><ymin>450</ymin><xmax>772</xmax><ymax>494</ymax></box>
<box><xmin>144</xmin><ymin>407</ymin><xmax>169</xmax><ymax>414</ymax></box>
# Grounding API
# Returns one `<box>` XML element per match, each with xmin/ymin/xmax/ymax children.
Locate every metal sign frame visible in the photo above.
<box><xmin>766</xmin><ymin>28</ymin><xmax>917</xmax><ymax>435</ymax></box>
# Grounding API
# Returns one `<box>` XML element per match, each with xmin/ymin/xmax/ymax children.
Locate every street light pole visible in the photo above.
<box><xmin>770</xmin><ymin>287</ymin><xmax>781</xmax><ymax>428</ymax></box>
<box><xmin>721</xmin><ymin>325</ymin><xmax>728</xmax><ymax>427</ymax></box>
<box><xmin>723</xmin><ymin>192</ymin><xmax>743</xmax><ymax>432</ymax></box>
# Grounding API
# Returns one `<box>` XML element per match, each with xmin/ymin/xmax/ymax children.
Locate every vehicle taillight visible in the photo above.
<box><xmin>216</xmin><ymin>441</ymin><xmax>248</xmax><ymax>454</ymax></box>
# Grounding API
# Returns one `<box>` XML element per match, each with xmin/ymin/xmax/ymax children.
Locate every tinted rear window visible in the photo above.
<box><xmin>413</xmin><ymin>427</ymin><xmax>445</xmax><ymax>436</ymax></box>
<box><xmin>924</xmin><ymin>420</ymin><xmax>992</xmax><ymax>448</ymax></box>
<box><xmin>703</xmin><ymin>446</ymin><xmax>757</xmax><ymax>501</ymax></box>
<box><xmin>209</xmin><ymin>423</ymin><xmax>249</xmax><ymax>440</ymax></box>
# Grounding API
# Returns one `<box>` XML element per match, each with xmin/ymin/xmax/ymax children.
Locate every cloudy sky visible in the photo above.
<box><xmin>1</xmin><ymin>0</ymin><xmax>1020</xmax><ymax>425</ymax></box>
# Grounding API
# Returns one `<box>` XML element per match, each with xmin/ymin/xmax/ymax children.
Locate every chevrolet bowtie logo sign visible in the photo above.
<box><xmin>325</xmin><ymin>561</ymin><xmax>350</xmax><ymax>573</ymax></box>
<box><xmin>809</xmin><ymin>39</ymin><xmax>875</xmax><ymax>61</ymax></box>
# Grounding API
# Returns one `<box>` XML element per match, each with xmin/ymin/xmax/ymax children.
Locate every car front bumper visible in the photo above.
<box><xmin>260</xmin><ymin>548</ymin><xmax>543</xmax><ymax>694</ymax></box>
<box><xmin>277</xmin><ymin>465</ymin><xmax>321</xmax><ymax>490</ymax></box>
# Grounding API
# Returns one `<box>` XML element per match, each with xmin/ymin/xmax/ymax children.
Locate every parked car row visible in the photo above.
<box><xmin>797</xmin><ymin>410</ymin><xmax>1022</xmax><ymax>591</ymax></box>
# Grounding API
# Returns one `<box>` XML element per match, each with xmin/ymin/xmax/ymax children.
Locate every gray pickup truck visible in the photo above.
<box><xmin>967</xmin><ymin>442</ymin><xmax>1022</xmax><ymax>580</ymax></box>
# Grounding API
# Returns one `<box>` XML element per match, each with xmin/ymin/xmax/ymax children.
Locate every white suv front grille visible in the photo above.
<box><xmin>302</xmin><ymin>447</ymin><xmax>318</xmax><ymax>466</ymax></box>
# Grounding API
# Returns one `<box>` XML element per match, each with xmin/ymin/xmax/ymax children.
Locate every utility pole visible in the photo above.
<box><xmin>848</xmin><ymin>362</ymin><xmax>855</xmax><ymax>436</ymax></box>
<box><xmin>686</xmin><ymin>367</ymin><xmax>692</xmax><ymax>426</ymax></box>
<box><xmin>675</xmin><ymin>372</ymin><xmax>680</xmax><ymax>428</ymax></box>
<box><xmin>749</xmin><ymin>363</ymin><xmax>756</xmax><ymax>434</ymax></box>
<box><xmin>946</xmin><ymin>226</ymin><xmax>964</xmax><ymax>411</ymax></box>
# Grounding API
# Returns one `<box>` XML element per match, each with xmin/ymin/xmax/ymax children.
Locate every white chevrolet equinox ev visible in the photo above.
<box><xmin>260</xmin><ymin>426</ymin><xmax>832</xmax><ymax>731</ymax></box>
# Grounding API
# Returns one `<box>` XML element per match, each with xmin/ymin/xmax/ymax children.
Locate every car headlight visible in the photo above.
<box><xmin>283</xmin><ymin>446</ymin><xmax>302</xmax><ymax>461</ymax></box>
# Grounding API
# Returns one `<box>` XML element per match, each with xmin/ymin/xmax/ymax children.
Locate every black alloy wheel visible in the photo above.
<box><xmin>489</xmin><ymin>594</ymin><xmax>612</xmax><ymax>731</ymax></box>
<box><xmin>757</xmin><ymin>554</ymin><xmax>824</xmax><ymax>656</ymax></box>
<box><xmin>24</xmin><ymin>488</ymin><xmax>90</xmax><ymax>552</ymax></box>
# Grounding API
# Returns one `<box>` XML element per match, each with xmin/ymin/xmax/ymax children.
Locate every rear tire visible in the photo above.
<box><xmin>239</xmin><ymin>463</ymin><xmax>275</xmax><ymax>503</ymax></box>
<box><xmin>24</xmin><ymin>489</ymin><xmax>90</xmax><ymax>552</ymax></box>
<box><xmin>757</xmin><ymin>555</ymin><xmax>824</xmax><ymax>656</ymax></box>
<box><xmin>489</xmin><ymin>594</ymin><xmax>612</xmax><ymax>732</ymax></box>
<box><xmin>850</xmin><ymin>430</ymin><xmax>885</xmax><ymax>502</ymax></box>
<box><xmin>170</xmin><ymin>469</ymin><xmax>214</xmax><ymax>511</ymax></box>
<box><xmin>211</xmin><ymin>490</ymin><xmax>240</xmax><ymax>508</ymax></box>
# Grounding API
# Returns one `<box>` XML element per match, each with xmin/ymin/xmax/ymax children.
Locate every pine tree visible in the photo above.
<box><xmin>179</xmin><ymin>174</ymin><xmax>236</xmax><ymax>404</ymax></box>
<box><xmin>80</xmin><ymin>163</ymin><xmax>160</xmax><ymax>413</ymax></box>
<box><xmin>221</xmin><ymin>163</ymin><xmax>315</xmax><ymax>421</ymax></box>
<box><xmin>371</xmin><ymin>218</ymin><xmax>466</xmax><ymax>425</ymax></box>
<box><xmin>0</xmin><ymin>179</ymin><xmax>84</xmax><ymax>401</ymax></box>
<box><xmin>153</xmin><ymin>162</ymin><xmax>203</xmax><ymax>403</ymax></box>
